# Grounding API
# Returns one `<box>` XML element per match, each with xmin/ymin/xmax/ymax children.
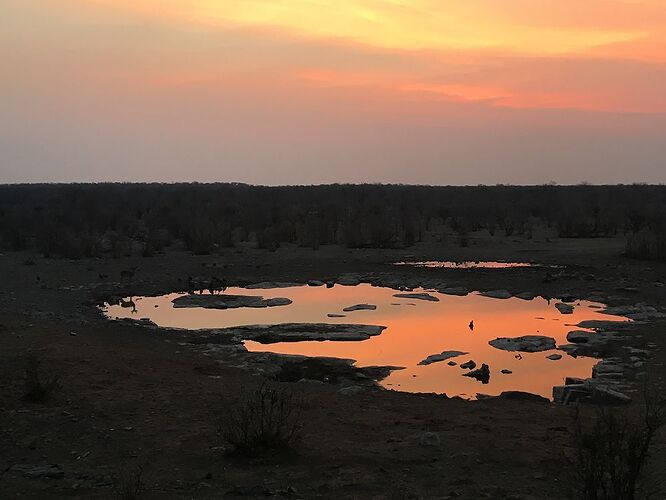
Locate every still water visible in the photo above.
<box><xmin>104</xmin><ymin>284</ymin><xmax>628</xmax><ymax>399</ymax></box>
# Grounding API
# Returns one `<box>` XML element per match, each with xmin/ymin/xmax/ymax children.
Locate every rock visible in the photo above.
<box><xmin>575</xmin><ymin>320</ymin><xmax>631</xmax><ymax>331</ymax></box>
<box><xmin>566</xmin><ymin>330</ymin><xmax>593</xmax><ymax>343</ymax></box>
<box><xmin>601</xmin><ymin>304</ymin><xmax>666</xmax><ymax>321</ymax></box>
<box><xmin>327</xmin><ymin>314</ymin><xmax>346</xmax><ymax>318</ymax></box>
<box><xmin>439</xmin><ymin>287</ymin><xmax>469</xmax><ymax>296</ymax></box>
<box><xmin>337</xmin><ymin>274</ymin><xmax>362</xmax><ymax>286</ymax></box>
<box><xmin>498</xmin><ymin>391</ymin><xmax>549</xmax><ymax>403</ymax></box>
<box><xmin>307</xmin><ymin>280</ymin><xmax>325</xmax><ymax>287</ymax></box>
<box><xmin>172</xmin><ymin>294</ymin><xmax>292</xmax><ymax>309</ymax></box>
<box><xmin>447</xmin><ymin>361</ymin><xmax>457</xmax><ymax>366</ymax></box>
<box><xmin>460</xmin><ymin>360</ymin><xmax>477</xmax><ymax>370</ymax></box>
<box><xmin>592</xmin><ymin>360</ymin><xmax>623</xmax><ymax>378</ymax></box>
<box><xmin>479</xmin><ymin>290</ymin><xmax>512</xmax><ymax>299</ymax></box>
<box><xmin>501</xmin><ymin>369</ymin><xmax>513</xmax><ymax>374</ymax></box>
<box><xmin>555</xmin><ymin>302</ymin><xmax>574</xmax><ymax>314</ymax></box>
<box><xmin>343</xmin><ymin>303</ymin><xmax>377</xmax><ymax>312</ymax></box>
<box><xmin>553</xmin><ymin>380</ymin><xmax>631</xmax><ymax>405</ymax></box>
<box><xmin>546</xmin><ymin>353</ymin><xmax>562</xmax><ymax>360</ymax></box>
<box><xmin>463</xmin><ymin>364</ymin><xmax>490</xmax><ymax>383</ymax></box>
<box><xmin>338</xmin><ymin>385</ymin><xmax>365</xmax><ymax>396</ymax></box>
<box><xmin>9</xmin><ymin>464</ymin><xmax>64</xmax><ymax>480</ymax></box>
<box><xmin>418</xmin><ymin>350</ymin><xmax>468</xmax><ymax>366</ymax></box>
<box><xmin>590</xmin><ymin>384</ymin><xmax>631</xmax><ymax>404</ymax></box>
<box><xmin>393</xmin><ymin>293</ymin><xmax>439</xmax><ymax>302</ymax></box>
<box><xmin>245</xmin><ymin>281</ymin><xmax>301</xmax><ymax>289</ymax></box>
<box><xmin>515</xmin><ymin>292</ymin><xmax>536</xmax><ymax>301</ymax></box>
<box><xmin>420</xmin><ymin>432</ymin><xmax>441</xmax><ymax>447</ymax></box>
<box><xmin>210</xmin><ymin>323</ymin><xmax>387</xmax><ymax>343</ymax></box>
<box><xmin>489</xmin><ymin>335</ymin><xmax>556</xmax><ymax>353</ymax></box>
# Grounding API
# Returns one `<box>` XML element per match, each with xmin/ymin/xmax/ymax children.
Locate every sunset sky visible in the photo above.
<box><xmin>2</xmin><ymin>0</ymin><xmax>665</xmax><ymax>184</ymax></box>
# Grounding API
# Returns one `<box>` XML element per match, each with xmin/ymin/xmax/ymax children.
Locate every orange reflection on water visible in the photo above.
<box><xmin>104</xmin><ymin>284</ymin><xmax>628</xmax><ymax>399</ymax></box>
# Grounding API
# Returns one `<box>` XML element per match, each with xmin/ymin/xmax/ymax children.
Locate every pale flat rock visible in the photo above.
<box><xmin>172</xmin><ymin>294</ymin><xmax>292</xmax><ymax>309</ymax></box>
<box><xmin>217</xmin><ymin>323</ymin><xmax>387</xmax><ymax>343</ymax></box>
<box><xmin>489</xmin><ymin>335</ymin><xmax>556</xmax><ymax>353</ymax></box>
<box><xmin>393</xmin><ymin>292</ymin><xmax>439</xmax><ymax>302</ymax></box>
<box><xmin>343</xmin><ymin>303</ymin><xmax>377</xmax><ymax>312</ymax></box>
<box><xmin>418</xmin><ymin>350</ymin><xmax>468</xmax><ymax>366</ymax></box>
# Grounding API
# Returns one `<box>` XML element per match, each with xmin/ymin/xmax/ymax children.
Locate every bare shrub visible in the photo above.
<box><xmin>113</xmin><ymin>464</ymin><xmax>145</xmax><ymax>500</ymax></box>
<box><xmin>22</xmin><ymin>355</ymin><xmax>60</xmax><ymax>403</ymax></box>
<box><xmin>569</xmin><ymin>387</ymin><xmax>666</xmax><ymax>500</ymax></box>
<box><xmin>219</xmin><ymin>382</ymin><xmax>303</xmax><ymax>456</ymax></box>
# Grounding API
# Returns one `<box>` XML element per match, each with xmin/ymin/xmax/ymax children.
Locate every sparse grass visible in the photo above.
<box><xmin>218</xmin><ymin>382</ymin><xmax>303</xmax><ymax>456</ymax></box>
<box><xmin>22</xmin><ymin>355</ymin><xmax>60</xmax><ymax>403</ymax></box>
<box><xmin>113</xmin><ymin>465</ymin><xmax>145</xmax><ymax>500</ymax></box>
<box><xmin>569</xmin><ymin>386</ymin><xmax>666</xmax><ymax>500</ymax></box>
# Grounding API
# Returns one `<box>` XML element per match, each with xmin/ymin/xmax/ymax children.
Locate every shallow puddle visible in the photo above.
<box><xmin>104</xmin><ymin>284</ymin><xmax>628</xmax><ymax>399</ymax></box>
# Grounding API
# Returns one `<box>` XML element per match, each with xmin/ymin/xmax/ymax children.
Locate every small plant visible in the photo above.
<box><xmin>569</xmin><ymin>386</ymin><xmax>666</xmax><ymax>500</ymax></box>
<box><xmin>219</xmin><ymin>382</ymin><xmax>303</xmax><ymax>456</ymax></box>
<box><xmin>113</xmin><ymin>465</ymin><xmax>145</xmax><ymax>500</ymax></box>
<box><xmin>22</xmin><ymin>355</ymin><xmax>60</xmax><ymax>402</ymax></box>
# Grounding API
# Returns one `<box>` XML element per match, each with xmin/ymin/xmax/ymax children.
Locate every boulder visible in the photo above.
<box><xmin>546</xmin><ymin>353</ymin><xmax>562</xmax><ymax>360</ymax></box>
<box><xmin>460</xmin><ymin>360</ymin><xmax>477</xmax><ymax>370</ymax></box>
<box><xmin>515</xmin><ymin>292</ymin><xmax>536</xmax><ymax>301</ymax></box>
<box><xmin>501</xmin><ymin>369</ymin><xmax>513</xmax><ymax>374</ymax></box>
<box><xmin>418</xmin><ymin>350</ymin><xmax>468</xmax><ymax>366</ymax></box>
<box><xmin>327</xmin><ymin>314</ymin><xmax>346</xmax><ymax>318</ymax></box>
<box><xmin>343</xmin><ymin>303</ymin><xmax>377</xmax><ymax>312</ymax></box>
<box><xmin>489</xmin><ymin>335</ymin><xmax>556</xmax><ymax>353</ymax></box>
<box><xmin>463</xmin><ymin>363</ymin><xmax>490</xmax><ymax>383</ymax></box>
<box><xmin>393</xmin><ymin>293</ymin><xmax>439</xmax><ymax>302</ymax></box>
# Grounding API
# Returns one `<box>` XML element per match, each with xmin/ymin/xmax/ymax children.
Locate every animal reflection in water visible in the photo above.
<box><xmin>119</xmin><ymin>297</ymin><xmax>137</xmax><ymax>314</ymax></box>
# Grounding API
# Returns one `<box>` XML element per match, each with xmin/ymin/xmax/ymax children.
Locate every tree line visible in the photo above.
<box><xmin>0</xmin><ymin>183</ymin><xmax>665</xmax><ymax>261</ymax></box>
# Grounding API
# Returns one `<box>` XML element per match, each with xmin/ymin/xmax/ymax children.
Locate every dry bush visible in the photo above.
<box><xmin>219</xmin><ymin>382</ymin><xmax>303</xmax><ymax>456</ymax></box>
<box><xmin>22</xmin><ymin>355</ymin><xmax>60</xmax><ymax>403</ymax></box>
<box><xmin>569</xmin><ymin>386</ymin><xmax>666</xmax><ymax>500</ymax></box>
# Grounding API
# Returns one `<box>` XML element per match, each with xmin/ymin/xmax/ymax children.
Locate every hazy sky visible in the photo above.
<box><xmin>2</xmin><ymin>0</ymin><xmax>665</xmax><ymax>184</ymax></box>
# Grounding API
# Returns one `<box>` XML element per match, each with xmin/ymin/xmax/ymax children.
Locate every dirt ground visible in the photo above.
<box><xmin>1</xmin><ymin>235</ymin><xmax>666</xmax><ymax>499</ymax></box>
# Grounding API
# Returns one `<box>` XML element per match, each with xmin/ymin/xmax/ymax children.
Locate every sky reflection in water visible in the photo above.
<box><xmin>104</xmin><ymin>284</ymin><xmax>627</xmax><ymax>399</ymax></box>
